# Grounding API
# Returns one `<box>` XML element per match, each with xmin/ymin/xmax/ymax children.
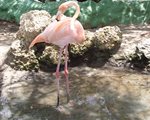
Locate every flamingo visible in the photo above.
<box><xmin>29</xmin><ymin>1</ymin><xmax>85</xmax><ymax>106</ymax></box>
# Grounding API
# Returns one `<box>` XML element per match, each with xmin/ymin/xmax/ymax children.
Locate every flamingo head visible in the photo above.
<box><xmin>56</xmin><ymin>4</ymin><xmax>67</xmax><ymax>20</ymax></box>
<box><xmin>56</xmin><ymin>1</ymin><xmax>78</xmax><ymax>20</ymax></box>
<box><xmin>29</xmin><ymin>34</ymin><xmax>45</xmax><ymax>49</ymax></box>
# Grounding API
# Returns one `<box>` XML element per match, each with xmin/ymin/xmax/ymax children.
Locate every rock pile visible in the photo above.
<box><xmin>7</xmin><ymin>10</ymin><xmax>122</xmax><ymax>71</ymax></box>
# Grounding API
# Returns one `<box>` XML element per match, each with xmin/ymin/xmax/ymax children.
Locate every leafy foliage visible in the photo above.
<box><xmin>0</xmin><ymin>0</ymin><xmax>150</xmax><ymax>28</ymax></box>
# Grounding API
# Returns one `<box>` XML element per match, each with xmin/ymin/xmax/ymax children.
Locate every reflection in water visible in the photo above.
<box><xmin>0</xmin><ymin>66</ymin><xmax>150</xmax><ymax>120</ymax></box>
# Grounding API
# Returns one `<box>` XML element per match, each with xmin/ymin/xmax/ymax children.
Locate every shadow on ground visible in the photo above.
<box><xmin>0</xmin><ymin>66</ymin><xmax>149</xmax><ymax>120</ymax></box>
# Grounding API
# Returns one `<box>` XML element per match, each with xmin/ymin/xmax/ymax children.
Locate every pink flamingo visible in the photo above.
<box><xmin>29</xmin><ymin>1</ymin><xmax>85</xmax><ymax>106</ymax></box>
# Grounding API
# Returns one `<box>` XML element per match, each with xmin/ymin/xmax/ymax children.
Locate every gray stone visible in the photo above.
<box><xmin>16</xmin><ymin>10</ymin><xmax>51</xmax><ymax>47</ymax></box>
<box><xmin>137</xmin><ymin>39</ymin><xmax>150</xmax><ymax>59</ymax></box>
<box><xmin>0</xmin><ymin>46</ymin><xmax>10</xmax><ymax>67</ymax></box>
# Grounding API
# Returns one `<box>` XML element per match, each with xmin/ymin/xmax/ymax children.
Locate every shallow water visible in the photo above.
<box><xmin>0</xmin><ymin>66</ymin><xmax>150</xmax><ymax>120</ymax></box>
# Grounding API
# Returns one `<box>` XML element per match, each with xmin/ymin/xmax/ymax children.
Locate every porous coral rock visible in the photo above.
<box><xmin>94</xmin><ymin>26</ymin><xmax>122</xmax><ymax>51</ymax></box>
<box><xmin>69</xmin><ymin>30</ymin><xmax>94</xmax><ymax>57</ymax></box>
<box><xmin>6</xmin><ymin>40</ymin><xmax>39</xmax><ymax>71</ymax></box>
<box><xmin>70</xmin><ymin>26</ymin><xmax>122</xmax><ymax>58</ymax></box>
<box><xmin>38</xmin><ymin>45</ymin><xmax>59</xmax><ymax>70</ymax></box>
<box><xmin>16</xmin><ymin>10</ymin><xmax>51</xmax><ymax>48</ymax></box>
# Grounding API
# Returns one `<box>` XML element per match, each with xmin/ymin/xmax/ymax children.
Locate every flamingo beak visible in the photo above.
<box><xmin>29</xmin><ymin>34</ymin><xmax>45</xmax><ymax>49</ymax></box>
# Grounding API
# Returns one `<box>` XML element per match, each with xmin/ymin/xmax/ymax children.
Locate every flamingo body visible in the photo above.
<box><xmin>40</xmin><ymin>18</ymin><xmax>85</xmax><ymax>48</ymax></box>
<box><xmin>29</xmin><ymin>1</ymin><xmax>85</xmax><ymax>49</ymax></box>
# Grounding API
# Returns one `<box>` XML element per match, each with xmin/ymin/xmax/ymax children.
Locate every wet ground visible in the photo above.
<box><xmin>0</xmin><ymin>21</ymin><xmax>150</xmax><ymax>120</ymax></box>
<box><xmin>0</xmin><ymin>66</ymin><xmax>150</xmax><ymax>120</ymax></box>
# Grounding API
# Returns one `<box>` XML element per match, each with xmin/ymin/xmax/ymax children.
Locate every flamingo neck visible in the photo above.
<box><xmin>57</xmin><ymin>2</ymin><xmax>80</xmax><ymax>32</ymax></box>
<box><xmin>68</xmin><ymin>1</ymin><xmax>80</xmax><ymax>20</ymax></box>
<box><xmin>68</xmin><ymin>2</ymin><xmax>80</xmax><ymax>31</ymax></box>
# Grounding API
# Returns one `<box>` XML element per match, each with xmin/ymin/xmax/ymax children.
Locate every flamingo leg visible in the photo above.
<box><xmin>64</xmin><ymin>45</ymin><xmax>70</xmax><ymax>103</ymax></box>
<box><xmin>56</xmin><ymin>48</ymin><xmax>63</xmax><ymax>107</ymax></box>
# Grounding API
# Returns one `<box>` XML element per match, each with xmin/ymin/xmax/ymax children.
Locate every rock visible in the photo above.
<box><xmin>6</xmin><ymin>10</ymin><xmax>56</xmax><ymax>71</ymax></box>
<box><xmin>6</xmin><ymin>40</ymin><xmax>39</xmax><ymax>71</ymax></box>
<box><xmin>38</xmin><ymin>45</ymin><xmax>59</xmax><ymax>70</ymax></box>
<box><xmin>16</xmin><ymin>10</ymin><xmax>51</xmax><ymax>47</ymax></box>
<box><xmin>70</xmin><ymin>26</ymin><xmax>122</xmax><ymax>57</ymax></box>
<box><xmin>6</xmin><ymin>40</ymin><xmax>60</xmax><ymax>71</ymax></box>
<box><xmin>117</xmin><ymin>38</ymin><xmax>150</xmax><ymax>71</ymax></box>
<box><xmin>94</xmin><ymin>26</ymin><xmax>122</xmax><ymax>52</ymax></box>
<box><xmin>128</xmin><ymin>39</ymin><xmax>150</xmax><ymax>70</ymax></box>
<box><xmin>122</xmin><ymin>44</ymin><xmax>137</xmax><ymax>61</ymax></box>
<box><xmin>124</xmin><ymin>39</ymin><xmax>150</xmax><ymax>61</ymax></box>
<box><xmin>136</xmin><ymin>39</ymin><xmax>150</xmax><ymax>59</ymax></box>
<box><xmin>69</xmin><ymin>30</ymin><xmax>94</xmax><ymax>57</ymax></box>
<box><xmin>107</xmin><ymin>25</ymin><xmax>150</xmax><ymax>72</ymax></box>
<box><xmin>0</xmin><ymin>46</ymin><xmax>10</xmax><ymax>67</ymax></box>
<box><xmin>69</xmin><ymin>26</ymin><xmax>122</xmax><ymax>66</ymax></box>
